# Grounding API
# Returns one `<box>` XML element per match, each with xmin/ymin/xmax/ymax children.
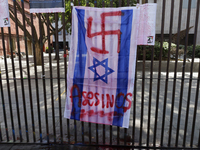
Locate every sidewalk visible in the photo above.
<box><xmin>0</xmin><ymin>144</ymin><xmax>98</xmax><ymax>150</ymax></box>
<box><xmin>0</xmin><ymin>52</ymin><xmax>199</xmax><ymax>147</ymax></box>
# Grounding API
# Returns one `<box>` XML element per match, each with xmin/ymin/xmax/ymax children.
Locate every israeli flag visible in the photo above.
<box><xmin>64</xmin><ymin>4</ymin><xmax>157</xmax><ymax>128</ymax></box>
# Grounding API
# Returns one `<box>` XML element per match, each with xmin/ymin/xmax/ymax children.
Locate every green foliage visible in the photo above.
<box><xmin>45</xmin><ymin>0</ymin><xmax>137</xmax><ymax>35</ymax></box>
<box><xmin>45</xmin><ymin>45</ymin><xmax>54</xmax><ymax>53</ymax></box>
<box><xmin>137</xmin><ymin>41</ymin><xmax>170</xmax><ymax>60</ymax></box>
<box><xmin>63</xmin><ymin>0</ymin><xmax>137</xmax><ymax>33</ymax></box>
<box><xmin>187</xmin><ymin>45</ymin><xmax>200</xmax><ymax>58</ymax></box>
<box><xmin>73</xmin><ymin>0</ymin><xmax>136</xmax><ymax>7</ymax></box>
<box><xmin>138</xmin><ymin>43</ymin><xmax>200</xmax><ymax>60</ymax></box>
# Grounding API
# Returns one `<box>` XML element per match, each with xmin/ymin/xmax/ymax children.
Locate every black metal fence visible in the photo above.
<box><xmin>0</xmin><ymin>0</ymin><xmax>200</xmax><ymax>149</ymax></box>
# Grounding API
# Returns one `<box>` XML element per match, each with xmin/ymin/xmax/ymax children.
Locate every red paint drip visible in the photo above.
<box><xmin>80</xmin><ymin>110</ymin><xmax>127</xmax><ymax>121</ymax></box>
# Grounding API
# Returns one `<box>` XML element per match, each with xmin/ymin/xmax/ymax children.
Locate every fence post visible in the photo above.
<box><xmin>139</xmin><ymin>0</ymin><xmax>147</xmax><ymax>146</ymax></box>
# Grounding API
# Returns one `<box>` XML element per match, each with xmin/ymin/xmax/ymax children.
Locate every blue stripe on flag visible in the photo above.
<box><xmin>70</xmin><ymin>9</ymin><xmax>87</xmax><ymax>120</ymax></box>
<box><xmin>113</xmin><ymin>10</ymin><xmax>133</xmax><ymax>127</ymax></box>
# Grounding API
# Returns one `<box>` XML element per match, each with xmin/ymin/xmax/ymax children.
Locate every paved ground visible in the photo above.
<box><xmin>0</xmin><ymin>53</ymin><xmax>200</xmax><ymax>148</ymax></box>
<box><xmin>0</xmin><ymin>144</ymin><xmax>159</xmax><ymax>150</ymax></box>
<box><xmin>0</xmin><ymin>144</ymin><xmax>100</xmax><ymax>150</ymax></box>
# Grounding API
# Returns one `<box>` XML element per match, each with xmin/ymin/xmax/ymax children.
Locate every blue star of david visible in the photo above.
<box><xmin>88</xmin><ymin>57</ymin><xmax>114</xmax><ymax>84</ymax></box>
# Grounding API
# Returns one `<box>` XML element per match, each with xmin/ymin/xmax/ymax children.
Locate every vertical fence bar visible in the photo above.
<box><xmin>55</xmin><ymin>13</ymin><xmax>63</xmax><ymax>144</ymax></box>
<box><xmin>85</xmin><ymin>0</ymin><xmax>92</xmax><ymax>145</ymax></box>
<box><xmin>73</xmin><ymin>1</ymin><xmax>79</xmax><ymax>144</ymax></box>
<box><xmin>190</xmin><ymin>2</ymin><xmax>200</xmax><ymax>147</ymax></box>
<box><xmin>124</xmin><ymin>127</ymin><xmax>127</xmax><ymax>146</ymax></box>
<box><xmin>101</xmin><ymin>1</ymin><xmax>105</xmax><ymax>145</ymax></box>
<box><xmin>147</xmin><ymin>46</ymin><xmax>154</xmax><ymax>147</ymax></box>
<box><xmin>114</xmin><ymin>0</ymin><xmax>119</xmax><ymax>143</ymax></box>
<box><xmin>68</xmin><ymin>0</ymin><xmax>74</xmax><ymax>144</ymax></box>
<box><xmin>147</xmin><ymin>0</ymin><xmax>157</xmax><ymax>147</ymax></box>
<box><xmin>168</xmin><ymin>0</ymin><xmax>183</xmax><ymax>146</ymax></box>
<box><xmin>191</xmin><ymin>75</ymin><xmax>200</xmax><ymax>146</ymax></box>
<box><xmin>175</xmin><ymin>0</ymin><xmax>192</xmax><ymax>147</ymax></box>
<box><xmin>117</xmin><ymin>127</ymin><xmax>119</xmax><ymax>145</ymax></box>
<box><xmin>0</xmin><ymin>83</ymin><xmax>5</xmax><ymax>142</ymax></box>
<box><xmin>126</xmin><ymin>0</ymin><xmax>130</xmax><ymax>6</ymax></box>
<box><xmin>38</xmin><ymin>13</ymin><xmax>49</xmax><ymax>144</ymax></box>
<box><xmin>86</xmin><ymin>1</ymin><xmax>91</xmax><ymax>145</ymax></box>
<box><xmin>30</xmin><ymin>13</ymin><xmax>42</xmax><ymax>143</ymax></box>
<box><xmin>140</xmin><ymin>0</ymin><xmax>148</xmax><ymax>147</ymax></box>
<box><xmin>160</xmin><ymin>0</ymin><xmax>174</xmax><ymax>146</ymax></box>
<box><xmin>199</xmin><ymin>130</ymin><xmax>200</xmax><ymax>148</ymax></box>
<box><xmin>109</xmin><ymin>0</ymin><xmax>114</xmax><ymax>146</ymax></box>
<box><xmin>89</xmin><ymin>112</ymin><xmax>91</xmax><ymax>143</ymax></box>
<box><xmin>118</xmin><ymin>0</ymin><xmax>127</xmax><ymax>146</ymax></box>
<box><xmin>153</xmin><ymin>0</ymin><xmax>165</xmax><ymax>146</ymax></box>
<box><xmin>140</xmin><ymin>45</ymin><xmax>146</xmax><ymax>147</ymax></box>
<box><xmin>96</xmin><ymin>117</ymin><xmax>98</xmax><ymax>145</ymax></box>
<box><xmin>187</xmin><ymin>1</ymin><xmax>200</xmax><ymax>147</ymax></box>
<box><xmin>101</xmin><ymin>0</ymin><xmax>104</xmax><ymax>7</ymax></box>
<box><xmin>93</xmin><ymin>0</ymin><xmax>98</xmax><ymax>146</ymax></box>
<box><xmin>132</xmin><ymin>0</ymin><xmax>139</xmax><ymax>148</ymax></box>
<box><xmin>132</xmin><ymin>54</ymin><xmax>137</xmax><ymax>147</ymax></box>
<box><xmin>146</xmin><ymin>0</ymin><xmax>156</xmax><ymax>147</ymax></box>
<box><xmin>119</xmin><ymin>0</ymin><xmax>121</xmax><ymax>6</ymax></box>
<box><xmin>21</xmin><ymin>0</ymin><xmax>36</xmax><ymax>142</ymax></box>
<box><xmin>190</xmin><ymin>57</ymin><xmax>200</xmax><ymax>147</ymax></box>
<box><xmin>62</xmin><ymin>11</ymin><xmax>67</xmax><ymax>144</ymax></box>
<box><xmin>13</xmin><ymin>0</ymin><xmax>29</xmax><ymax>142</ymax></box>
<box><xmin>146</xmin><ymin>0</ymin><xmax>156</xmax><ymax>143</ymax></box>
<box><xmin>1</xmin><ymin>28</ymin><xmax>16</xmax><ymax>142</ymax></box>
<box><xmin>71</xmin><ymin>30</ymin><xmax>77</xmax><ymax>143</ymax></box>
<box><xmin>0</xmin><ymin>121</ymin><xmax>1</xmax><ymax>142</ymax></box>
<box><xmin>0</xmin><ymin>35</ymin><xmax>9</xmax><ymax>142</ymax></box>
<box><xmin>46</xmin><ymin>13</ymin><xmax>56</xmax><ymax>144</ymax></box>
<box><xmin>8</xmin><ymin>27</ymin><xmax>23</xmax><ymax>142</ymax></box>
<box><xmin>125</xmin><ymin>1</ymin><xmax>131</xmax><ymax>146</ymax></box>
<box><xmin>79</xmin><ymin>0</ymin><xmax>85</xmax><ymax>144</ymax></box>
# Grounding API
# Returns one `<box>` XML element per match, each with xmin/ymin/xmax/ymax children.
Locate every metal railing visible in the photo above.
<box><xmin>0</xmin><ymin>0</ymin><xmax>200</xmax><ymax>149</ymax></box>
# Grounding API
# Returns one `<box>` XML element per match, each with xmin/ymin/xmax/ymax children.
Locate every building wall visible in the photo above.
<box><xmin>0</xmin><ymin>0</ymin><xmax>51</xmax><ymax>56</ymax></box>
<box><xmin>0</xmin><ymin>35</ymin><xmax>9</xmax><ymax>56</ymax></box>
<box><xmin>142</xmin><ymin>0</ymin><xmax>200</xmax><ymax>45</ymax></box>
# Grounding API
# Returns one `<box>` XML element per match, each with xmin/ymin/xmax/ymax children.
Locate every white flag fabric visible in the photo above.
<box><xmin>137</xmin><ymin>4</ymin><xmax>157</xmax><ymax>45</ymax></box>
<box><xmin>64</xmin><ymin>4</ymin><xmax>157</xmax><ymax>128</ymax></box>
<box><xmin>0</xmin><ymin>0</ymin><xmax>10</xmax><ymax>27</ymax></box>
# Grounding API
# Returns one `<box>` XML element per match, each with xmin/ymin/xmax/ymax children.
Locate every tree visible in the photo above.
<box><xmin>9</xmin><ymin>0</ymin><xmax>136</xmax><ymax>65</ymax></box>
<box><xmin>9</xmin><ymin>0</ymin><xmax>68</xmax><ymax>65</ymax></box>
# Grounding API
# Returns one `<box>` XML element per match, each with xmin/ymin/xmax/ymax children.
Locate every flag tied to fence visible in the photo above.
<box><xmin>0</xmin><ymin>0</ymin><xmax>10</xmax><ymax>27</ymax></box>
<box><xmin>64</xmin><ymin>4</ymin><xmax>157</xmax><ymax>128</ymax></box>
<box><xmin>29</xmin><ymin>0</ymin><xmax>65</xmax><ymax>13</ymax></box>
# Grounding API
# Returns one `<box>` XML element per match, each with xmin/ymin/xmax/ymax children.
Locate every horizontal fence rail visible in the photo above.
<box><xmin>0</xmin><ymin>0</ymin><xmax>200</xmax><ymax>149</ymax></box>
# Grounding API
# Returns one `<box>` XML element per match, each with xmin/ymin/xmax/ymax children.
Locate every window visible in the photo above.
<box><xmin>183</xmin><ymin>0</ymin><xmax>197</xmax><ymax>8</ymax></box>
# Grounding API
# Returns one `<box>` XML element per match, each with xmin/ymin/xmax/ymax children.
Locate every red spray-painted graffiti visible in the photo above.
<box><xmin>87</xmin><ymin>11</ymin><xmax>122</xmax><ymax>54</ymax></box>
<box><xmin>70</xmin><ymin>85</ymin><xmax>132</xmax><ymax>120</ymax></box>
<box><xmin>80</xmin><ymin>110</ymin><xmax>114</xmax><ymax>121</ymax></box>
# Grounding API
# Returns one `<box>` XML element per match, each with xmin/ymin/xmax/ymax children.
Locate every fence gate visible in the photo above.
<box><xmin>0</xmin><ymin>0</ymin><xmax>200</xmax><ymax>149</ymax></box>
